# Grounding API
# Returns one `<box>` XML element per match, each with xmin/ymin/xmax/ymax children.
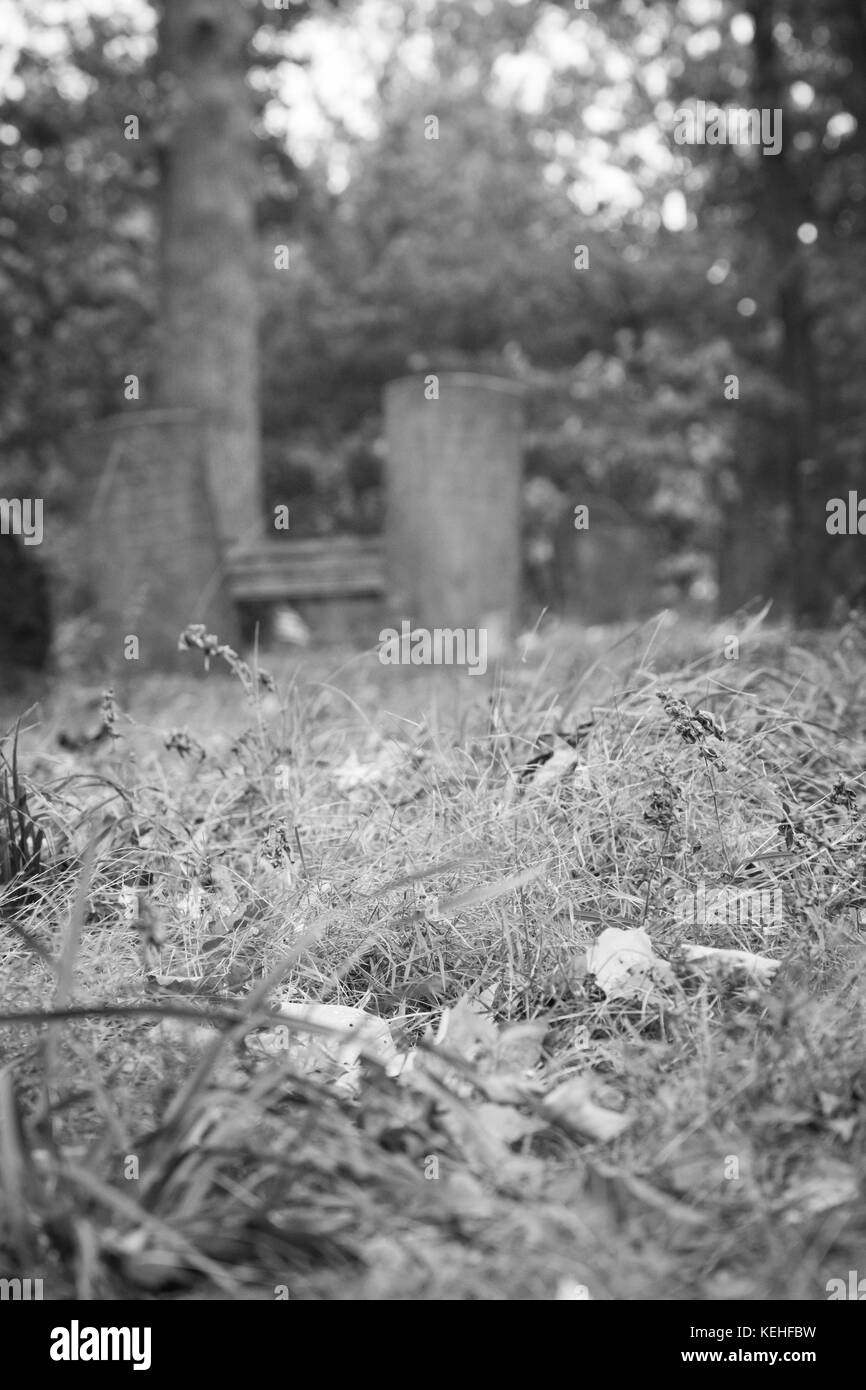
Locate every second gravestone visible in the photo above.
<box><xmin>383</xmin><ymin>373</ymin><xmax>524</xmax><ymax>637</ymax></box>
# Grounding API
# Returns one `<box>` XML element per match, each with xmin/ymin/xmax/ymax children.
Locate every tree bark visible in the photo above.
<box><xmin>747</xmin><ymin>0</ymin><xmax>824</xmax><ymax>620</ymax></box>
<box><xmin>154</xmin><ymin>0</ymin><xmax>262</xmax><ymax>550</ymax></box>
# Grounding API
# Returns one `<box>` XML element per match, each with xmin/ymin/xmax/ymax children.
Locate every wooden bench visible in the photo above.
<box><xmin>226</xmin><ymin>536</ymin><xmax>385</xmax><ymax>603</ymax></box>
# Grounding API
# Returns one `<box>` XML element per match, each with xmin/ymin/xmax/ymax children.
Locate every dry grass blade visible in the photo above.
<box><xmin>437</xmin><ymin>862</ymin><xmax>547</xmax><ymax>914</ymax></box>
<box><xmin>154</xmin><ymin>921</ymin><xmax>331</xmax><ymax>1148</ymax></box>
<box><xmin>0</xmin><ymin>721</ymin><xmax>45</xmax><ymax>887</ymax></box>
<box><xmin>55</xmin><ymin>836</ymin><xmax>97</xmax><ymax>1007</ymax></box>
<box><xmin>361</xmin><ymin>856</ymin><xmax>468</xmax><ymax>897</ymax></box>
<box><xmin>0</xmin><ymin>908</ymin><xmax>57</xmax><ymax>967</ymax></box>
<box><xmin>0</xmin><ymin>1068</ymin><xmax>41</xmax><ymax>1260</ymax></box>
<box><xmin>63</xmin><ymin>1163</ymin><xmax>241</xmax><ymax>1293</ymax></box>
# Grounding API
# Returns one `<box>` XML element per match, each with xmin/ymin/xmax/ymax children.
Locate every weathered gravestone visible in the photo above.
<box><xmin>567</xmin><ymin>517</ymin><xmax>660</xmax><ymax>622</ymax></box>
<box><xmin>383</xmin><ymin>374</ymin><xmax>525</xmax><ymax>636</ymax></box>
<box><xmin>0</xmin><ymin>530</ymin><xmax>51</xmax><ymax>683</ymax></box>
<box><xmin>73</xmin><ymin>410</ymin><xmax>239</xmax><ymax>668</ymax></box>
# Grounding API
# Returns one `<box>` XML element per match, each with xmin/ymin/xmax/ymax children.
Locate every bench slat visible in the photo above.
<box><xmin>226</xmin><ymin>537</ymin><xmax>385</xmax><ymax>601</ymax></box>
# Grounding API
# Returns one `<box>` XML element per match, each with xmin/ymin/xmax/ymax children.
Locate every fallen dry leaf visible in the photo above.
<box><xmin>680</xmin><ymin>943</ymin><xmax>779</xmax><ymax>986</ymax></box>
<box><xmin>491</xmin><ymin>1019</ymin><xmax>548</xmax><ymax>1072</ymax></box>
<box><xmin>151</xmin><ymin>1017</ymin><xmax>216</xmax><ymax>1050</ymax></box>
<box><xmin>436</xmin><ymin>1096</ymin><xmax>544</xmax><ymax>1176</ymax></box>
<box><xmin>247</xmin><ymin>1002</ymin><xmax>404</xmax><ymax>1092</ymax></box>
<box><xmin>556</xmin><ymin>1279</ymin><xmax>592</xmax><ymax>1299</ymax></box>
<box><xmin>779</xmin><ymin>1158</ymin><xmax>859</xmax><ymax>1223</ymax></box>
<box><xmin>544</xmin><ymin>1075</ymin><xmax>631</xmax><ymax>1142</ymax></box>
<box><xmin>434</xmin><ymin>994</ymin><xmax>499</xmax><ymax>1061</ymax></box>
<box><xmin>475</xmin><ymin>1102</ymin><xmax>546</xmax><ymax>1146</ymax></box>
<box><xmin>523</xmin><ymin>739</ymin><xmax>579</xmax><ymax>790</ymax></box>
<box><xmin>586</xmin><ymin>926</ymin><xmax>673</xmax><ymax>1000</ymax></box>
<box><xmin>331</xmin><ymin>744</ymin><xmax>404</xmax><ymax>793</ymax></box>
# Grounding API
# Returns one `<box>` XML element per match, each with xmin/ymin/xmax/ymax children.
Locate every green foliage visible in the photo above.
<box><xmin>0</xmin><ymin>11</ymin><xmax>159</xmax><ymax>499</ymax></box>
<box><xmin>2</xmin><ymin>0</ymin><xmax>865</xmax><ymax>609</ymax></box>
<box><xmin>0</xmin><ymin>725</ymin><xmax>44</xmax><ymax>889</ymax></box>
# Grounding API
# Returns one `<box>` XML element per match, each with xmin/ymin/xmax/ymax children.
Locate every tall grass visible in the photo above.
<box><xmin>0</xmin><ymin>612</ymin><xmax>864</xmax><ymax>1300</ymax></box>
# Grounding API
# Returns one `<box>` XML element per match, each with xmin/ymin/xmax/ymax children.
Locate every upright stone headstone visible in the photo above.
<box><xmin>72</xmin><ymin>410</ymin><xmax>238</xmax><ymax>669</ymax></box>
<box><xmin>383</xmin><ymin>373</ymin><xmax>524</xmax><ymax>635</ymax></box>
<box><xmin>0</xmin><ymin>531</ymin><xmax>51</xmax><ymax>683</ymax></box>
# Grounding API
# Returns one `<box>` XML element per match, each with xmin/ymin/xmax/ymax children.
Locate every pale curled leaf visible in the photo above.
<box><xmin>272</xmin><ymin>604</ymin><xmax>310</xmax><ymax>646</ymax></box>
<box><xmin>152</xmin><ymin>1017</ymin><xmax>217</xmax><ymax>1050</ymax></box>
<box><xmin>436</xmin><ymin>1172</ymin><xmax>496</xmax><ymax>1222</ymax></box>
<box><xmin>434</xmin><ymin>994</ymin><xmax>499</xmax><ymax>1061</ymax></box>
<box><xmin>524</xmin><ymin>740</ymin><xmax>578</xmax><ymax>790</ymax></box>
<box><xmin>331</xmin><ymin>744</ymin><xmax>404</xmax><ymax>792</ymax></box>
<box><xmin>482</xmin><ymin>1068</ymin><xmax>546</xmax><ymax>1104</ymax></box>
<box><xmin>586</xmin><ymin>926</ymin><xmax>673</xmax><ymax>1000</ymax></box>
<box><xmin>556</xmin><ymin>1279</ymin><xmax>592</xmax><ymax>1300</ymax></box>
<box><xmin>492</xmin><ymin>1019</ymin><xmax>548</xmax><ymax>1072</ymax></box>
<box><xmin>476</xmin><ymin>1102</ymin><xmax>546</xmax><ymax>1146</ymax></box>
<box><xmin>544</xmin><ymin>1075</ymin><xmax>631</xmax><ymax>1142</ymax></box>
<box><xmin>680</xmin><ymin>943</ymin><xmax>779</xmax><ymax>986</ymax></box>
<box><xmin>438</xmin><ymin>1098</ymin><xmax>543</xmax><ymax>1177</ymax></box>
<box><xmin>780</xmin><ymin>1159</ymin><xmax>859</xmax><ymax>1223</ymax></box>
<box><xmin>111</xmin><ymin>1230</ymin><xmax>194</xmax><ymax>1292</ymax></box>
<box><xmin>248</xmin><ymin>1002</ymin><xmax>404</xmax><ymax>1078</ymax></box>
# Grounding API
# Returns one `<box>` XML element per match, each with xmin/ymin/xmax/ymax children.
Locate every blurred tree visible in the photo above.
<box><xmin>153</xmin><ymin>0</ymin><xmax>263</xmax><ymax>547</ymax></box>
<box><xmin>656</xmin><ymin>0</ymin><xmax>866</xmax><ymax>616</ymax></box>
<box><xmin>0</xmin><ymin>10</ymin><xmax>158</xmax><ymax>504</ymax></box>
<box><xmin>0</xmin><ymin>0</ymin><xmax>327</xmax><ymax>512</ymax></box>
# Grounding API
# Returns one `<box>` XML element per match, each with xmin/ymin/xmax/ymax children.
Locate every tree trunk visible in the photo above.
<box><xmin>747</xmin><ymin>0</ymin><xmax>824</xmax><ymax>620</ymax></box>
<box><xmin>154</xmin><ymin>0</ymin><xmax>262</xmax><ymax>551</ymax></box>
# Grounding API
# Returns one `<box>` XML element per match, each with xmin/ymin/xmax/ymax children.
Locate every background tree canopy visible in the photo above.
<box><xmin>1</xmin><ymin>0</ymin><xmax>864</xmax><ymax>620</ymax></box>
